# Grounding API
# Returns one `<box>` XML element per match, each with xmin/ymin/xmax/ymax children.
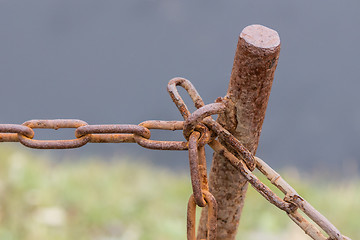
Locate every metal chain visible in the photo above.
<box><xmin>0</xmin><ymin>120</ymin><xmax>187</xmax><ymax>150</ymax></box>
<box><xmin>0</xmin><ymin>77</ymin><xmax>351</xmax><ymax>240</ymax></box>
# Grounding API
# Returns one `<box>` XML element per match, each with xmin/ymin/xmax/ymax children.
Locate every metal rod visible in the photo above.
<box><xmin>197</xmin><ymin>24</ymin><xmax>281</xmax><ymax>239</ymax></box>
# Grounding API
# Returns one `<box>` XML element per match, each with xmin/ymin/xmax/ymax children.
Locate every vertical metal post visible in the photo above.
<box><xmin>198</xmin><ymin>25</ymin><xmax>281</xmax><ymax>239</ymax></box>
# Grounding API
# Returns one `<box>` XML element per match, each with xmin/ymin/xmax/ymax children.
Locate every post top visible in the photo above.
<box><xmin>240</xmin><ymin>24</ymin><xmax>280</xmax><ymax>49</ymax></box>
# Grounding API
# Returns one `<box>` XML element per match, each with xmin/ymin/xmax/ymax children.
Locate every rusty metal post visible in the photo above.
<box><xmin>197</xmin><ymin>24</ymin><xmax>281</xmax><ymax>239</ymax></box>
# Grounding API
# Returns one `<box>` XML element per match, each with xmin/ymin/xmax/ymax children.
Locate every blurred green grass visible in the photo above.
<box><xmin>0</xmin><ymin>146</ymin><xmax>357</xmax><ymax>240</ymax></box>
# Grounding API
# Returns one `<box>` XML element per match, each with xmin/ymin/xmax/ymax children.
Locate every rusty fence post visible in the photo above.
<box><xmin>197</xmin><ymin>24</ymin><xmax>281</xmax><ymax>239</ymax></box>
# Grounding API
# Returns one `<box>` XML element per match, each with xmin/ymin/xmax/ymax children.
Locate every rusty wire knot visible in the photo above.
<box><xmin>167</xmin><ymin>77</ymin><xmax>349</xmax><ymax>239</ymax></box>
<box><xmin>183</xmin><ymin>103</ymin><xmax>225</xmax><ymax>140</ymax></box>
<box><xmin>167</xmin><ymin>77</ymin><xmax>257</xmax><ymax>173</ymax></box>
<box><xmin>187</xmin><ymin>190</ymin><xmax>217</xmax><ymax>240</ymax></box>
<box><xmin>202</xmin><ymin>118</ymin><xmax>257</xmax><ymax>172</ymax></box>
<box><xmin>167</xmin><ymin>77</ymin><xmax>205</xmax><ymax>119</ymax></box>
<box><xmin>0</xmin><ymin>77</ymin><xmax>351</xmax><ymax>240</ymax></box>
<box><xmin>189</xmin><ymin>123</ymin><xmax>213</xmax><ymax>147</ymax></box>
<box><xmin>168</xmin><ymin>78</ymin><xmax>221</xmax><ymax>209</ymax></box>
<box><xmin>75</xmin><ymin>124</ymin><xmax>151</xmax><ymax>139</ymax></box>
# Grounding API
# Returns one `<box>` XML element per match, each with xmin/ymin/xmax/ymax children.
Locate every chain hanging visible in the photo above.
<box><xmin>0</xmin><ymin>77</ymin><xmax>351</xmax><ymax>240</ymax></box>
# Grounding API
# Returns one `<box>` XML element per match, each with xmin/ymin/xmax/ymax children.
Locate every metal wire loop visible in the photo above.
<box><xmin>193</xmin><ymin>123</ymin><xmax>213</xmax><ymax>147</ymax></box>
<box><xmin>188</xmin><ymin>131</ymin><xmax>207</xmax><ymax>207</ymax></box>
<box><xmin>18</xmin><ymin>119</ymin><xmax>90</xmax><ymax>149</ymax></box>
<box><xmin>75</xmin><ymin>124</ymin><xmax>151</xmax><ymax>139</ymax></box>
<box><xmin>133</xmin><ymin>120</ymin><xmax>188</xmax><ymax>150</ymax></box>
<box><xmin>167</xmin><ymin>77</ymin><xmax>205</xmax><ymax>120</ymax></box>
<box><xmin>187</xmin><ymin>191</ymin><xmax>217</xmax><ymax>240</ymax></box>
<box><xmin>0</xmin><ymin>78</ymin><xmax>351</xmax><ymax>240</ymax></box>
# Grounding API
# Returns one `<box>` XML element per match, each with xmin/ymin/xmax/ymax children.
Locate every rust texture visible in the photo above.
<box><xmin>0</xmin><ymin>119</ymin><xmax>188</xmax><ymax>150</ymax></box>
<box><xmin>0</xmin><ymin>34</ymin><xmax>351</xmax><ymax>239</ymax></box>
<box><xmin>135</xmin><ymin>120</ymin><xmax>188</xmax><ymax>150</ymax></box>
<box><xmin>167</xmin><ymin>77</ymin><xmax>205</xmax><ymax>119</ymax></box>
<box><xmin>203</xmin><ymin>118</ymin><xmax>256</xmax><ymax>171</ymax></box>
<box><xmin>208</xmin><ymin>140</ymin><xmax>297</xmax><ymax>214</ymax></box>
<box><xmin>255</xmin><ymin>156</ymin><xmax>348</xmax><ymax>240</ymax></box>
<box><xmin>188</xmin><ymin>131</ymin><xmax>207</xmax><ymax>207</ymax></box>
<box><xmin>183</xmin><ymin>103</ymin><xmax>225</xmax><ymax>139</ymax></box>
<box><xmin>198</xmin><ymin>24</ymin><xmax>281</xmax><ymax>240</ymax></box>
<box><xmin>187</xmin><ymin>191</ymin><xmax>218</xmax><ymax>240</ymax></box>
<box><xmin>19</xmin><ymin>119</ymin><xmax>90</xmax><ymax>149</ymax></box>
<box><xmin>75</xmin><ymin>124</ymin><xmax>151</xmax><ymax>139</ymax></box>
<box><xmin>0</xmin><ymin>124</ymin><xmax>34</xmax><ymax>138</ymax></box>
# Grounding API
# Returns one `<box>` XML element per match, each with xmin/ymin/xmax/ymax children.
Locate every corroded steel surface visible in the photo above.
<box><xmin>183</xmin><ymin>103</ymin><xmax>225</xmax><ymax>139</ymax></box>
<box><xmin>187</xmin><ymin>191</ymin><xmax>217</xmax><ymax>240</ymax></box>
<box><xmin>167</xmin><ymin>77</ymin><xmax>205</xmax><ymax>119</ymax></box>
<box><xmin>0</xmin><ymin>120</ymin><xmax>187</xmax><ymax>150</ymax></box>
<box><xmin>0</xmin><ymin>78</ymin><xmax>349</xmax><ymax>240</ymax></box>
<box><xmin>19</xmin><ymin>119</ymin><xmax>90</xmax><ymax>149</ymax></box>
<box><xmin>197</xmin><ymin>24</ymin><xmax>282</xmax><ymax>240</ymax></box>
<box><xmin>0</xmin><ymin>79</ymin><xmax>350</xmax><ymax>239</ymax></box>
<box><xmin>0</xmin><ymin>72</ymin><xmax>349</xmax><ymax>240</ymax></box>
<box><xmin>135</xmin><ymin>120</ymin><xmax>188</xmax><ymax>150</ymax></box>
<box><xmin>188</xmin><ymin>131</ymin><xmax>206</xmax><ymax>207</ymax></box>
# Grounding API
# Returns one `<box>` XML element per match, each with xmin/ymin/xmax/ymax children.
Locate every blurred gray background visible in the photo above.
<box><xmin>1</xmin><ymin>1</ymin><xmax>359</xmax><ymax>177</ymax></box>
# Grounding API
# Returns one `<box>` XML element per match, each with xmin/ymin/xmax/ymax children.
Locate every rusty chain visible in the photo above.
<box><xmin>0</xmin><ymin>77</ymin><xmax>350</xmax><ymax>240</ymax></box>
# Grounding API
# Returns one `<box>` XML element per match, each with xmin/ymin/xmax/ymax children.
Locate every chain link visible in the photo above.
<box><xmin>187</xmin><ymin>190</ymin><xmax>217</xmax><ymax>240</ymax></box>
<box><xmin>0</xmin><ymin>77</ymin><xmax>351</xmax><ymax>240</ymax></box>
<box><xmin>0</xmin><ymin>120</ymin><xmax>187</xmax><ymax>150</ymax></box>
<box><xmin>136</xmin><ymin>120</ymin><xmax>188</xmax><ymax>150</ymax></box>
<box><xmin>188</xmin><ymin>131</ymin><xmax>207</xmax><ymax>207</ymax></box>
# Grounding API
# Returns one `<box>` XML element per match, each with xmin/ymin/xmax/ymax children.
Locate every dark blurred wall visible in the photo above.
<box><xmin>1</xmin><ymin>1</ymin><xmax>359</xmax><ymax>176</ymax></box>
